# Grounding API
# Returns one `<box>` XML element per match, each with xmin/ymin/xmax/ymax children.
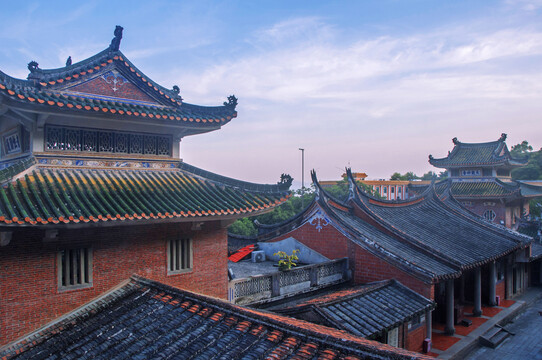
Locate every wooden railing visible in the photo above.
<box><xmin>228</xmin><ymin>258</ymin><xmax>349</xmax><ymax>305</ymax></box>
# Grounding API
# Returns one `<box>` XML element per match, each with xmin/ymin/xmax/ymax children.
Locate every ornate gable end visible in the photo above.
<box><xmin>61</xmin><ymin>68</ymin><xmax>159</xmax><ymax>104</ymax></box>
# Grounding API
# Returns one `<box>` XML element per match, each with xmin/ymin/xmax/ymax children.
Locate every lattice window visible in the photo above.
<box><xmin>168</xmin><ymin>238</ymin><xmax>192</xmax><ymax>274</ymax></box>
<box><xmin>318</xmin><ymin>261</ymin><xmax>343</xmax><ymax>279</ymax></box>
<box><xmin>99</xmin><ymin>132</ymin><xmax>114</xmax><ymax>152</ymax></box>
<box><xmin>234</xmin><ymin>277</ymin><xmax>272</xmax><ymax>298</ymax></box>
<box><xmin>46</xmin><ymin>126</ymin><xmax>63</xmax><ymax>150</ymax></box>
<box><xmin>130</xmin><ymin>134</ymin><xmax>143</xmax><ymax>154</ymax></box>
<box><xmin>144</xmin><ymin>135</ymin><xmax>157</xmax><ymax>155</ymax></box>
<box><xmin>58</xmin><ymin>248</ymin><xmax>92</xmax><ymax>290</ymax></box>
<box><xmin>64</xmin><ymin>128</ymin><xmax>80</xmax><ymax>151</ymax></box>
<box><xmin>157</xmin><ymin>136</ymin><xmax>171</xmax><ymax>156</ymax></box>
<box><xmin>280</xmin><ymin>268</ymin><xmax>310</xmax><ymax>287</ymax></box>
<box><xmin>4</xmin><ymin>133</ymin><xmax>21</xmax><ymax>154</ymax></box>
<box><xmin>44</xmin><ymin>126</ymin><xmax>171</xmax><ymax>156</ymax></box>
<box><xmin>115</xmin><ymin>133</ymin><xmax>129</xmax><ymax>153</ymax></box>
<box><xmin>82</xmin><ymin>131</ymin><xmax>97</xmax><ymax>152</ymax></box>
<box><xmin>483</xmin><ymin>210</ymin><xmax>496</xmax><ymax>222</ymax></box>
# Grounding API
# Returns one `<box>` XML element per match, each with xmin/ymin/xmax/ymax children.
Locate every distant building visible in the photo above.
<box><xmin>320</xmin><ymin>172</ymin><xmax>424</xmax><ymax>201</ymax></box>
<box><xmin>0</xmin><ymin>27</ymin><xmax>291</xmax><ymax>346</ymax></box>
<box><xmin>428</xmin><ymin>134</ymin><xmax>542</xmax><ymax>228</ymax></box>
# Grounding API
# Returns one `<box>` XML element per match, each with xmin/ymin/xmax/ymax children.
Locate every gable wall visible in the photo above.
<box><xmin>265</xmin><ymin>221</ymin><xmax>433</xmax><ymax>299</ymax></box>
<box><xmin>68</xmin><ymin>74</ymin><xmax>156</xmax><ymax>103</ymax></box>
<box><xmin>0</xmin><ymin>221</ymin><xmax>227</xmax><ymax>346</ymax></box>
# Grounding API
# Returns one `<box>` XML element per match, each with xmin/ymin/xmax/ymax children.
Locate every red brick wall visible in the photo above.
<box><xmin>406</xmin><ymin>323</ymin><xmax>427</xmax><ymax>352</ymax></box>
<box><xmin>0</xmin><ymin>221</ymin><xmax>227</xmax><ymax>346</ymax></box>
<box><xmin>352</xmin><ymin>245</ymin><xmax>434</xmax><ymax>299</ymax></box>
<box><xmin>267</xmin><ymin>221</ymin><xmax>349</xmax><ymax>261</ymax></box>
<box><xmin>69</xmin><ymin>75</ymin><xmax>156</xmax><ymax>103</ymax></box>
<box><xmin>266</xmin><ymin>221</ymin><xmax>433</xmax><ymax>299</ymax></box>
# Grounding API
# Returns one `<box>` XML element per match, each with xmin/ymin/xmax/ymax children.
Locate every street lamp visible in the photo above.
<box><xmin>299</xmin><ymin>148</ymin><xmax>304</xmax><ymax>208</ymax></box>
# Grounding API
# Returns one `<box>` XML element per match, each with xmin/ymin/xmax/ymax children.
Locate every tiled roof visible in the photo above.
<box><xmin>0</xmin><ymin>276</ymin><xmax>429</xmax><ymax>360</ymax></box>
<box><xmin>0</xmin><ymin>157</ymin><xmax>35</xmax><ymax>184</ymax></box>
<box><xmin>449</xmin><ymin>179</ymin><xmax>520</xmax><ymax>198</ymax></box>
<box><xmin>0</xmin><ymin>159</ymin><xmax>290</xmax><ymax>226</ymax></box>
<box><xmin>347</xmin><ymin>169</ymin><xmax>531</xmax><ymax>270</ymax></box>
<box><xmin>0</xmin><ymin>37</ymin><xmax>237</xmax><ymax>128</ymax></box>
<box><xmin>279</xmin><ymin>280</ymin><xmax>434</xmax><ymax>339</ymax></box>
<box><xmin>428</xmin><ymin>134</ymin><xmax>527</xmax><ymax>168</ymax></box>
<box><xmin>531</xmin><ymin>243</ymin><xmax>542</xmax><ymax>260</ymax></box>
<box><xmin>324</xmin><ymin>202</ymin><xmax>458</xmax><ymax>280</ymax></box>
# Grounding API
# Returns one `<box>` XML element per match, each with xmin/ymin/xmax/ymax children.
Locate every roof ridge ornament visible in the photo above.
<box><xmin>452</xmin><ymin>137</ymin><xmax>459</xmax><ymax>145</ymax></box>
<box><xmin>278</xmin><ymin>173</ymin><xmax>293</xmax><ymax>189</ymax></box>
<box><xmin>27</xmin><ymin>61</ymin><xmax>39</xmax><ymax>73</ymax></box>
<box><xmin>109</xmin><ymin>25</ymin><xmax>124</xmax><ymax>52</ymax></box>
<box><xmin>224</xmin><ymin>95</ymin><xmax>238</xmax><ymax>109</ymax></box>
<box><xmin>499</xmin><ymin>133</ymin><xmax>507</xmax><ymax>141</ymax></box>
<box><xmin>66</xmin><ymin>56</ymin><xmax>72</xmax><ymax>67</ymax></box>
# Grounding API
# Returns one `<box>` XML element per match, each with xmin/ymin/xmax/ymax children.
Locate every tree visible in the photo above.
<box><xmin>390</xmin><ymin>172</ymin><xmax>419</xmax><ymax>181</ymax></box>
<box><xmin>509</xmin><ymin>141</ymin><xmax>542</xmax><ymax>219</ymax></box>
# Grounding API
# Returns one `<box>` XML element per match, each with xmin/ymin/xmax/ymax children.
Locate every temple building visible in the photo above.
<box><xmin>0</xmin><ymin>27</ymin><xmax>292</xmax><ymax>347</ymax></box>
<box><xmin>253</xmin><ymin>169</ymin><xmax>534</xmax><ymax>351</ymax></box>
<box><xmin>428</xmin><ymin>133</ymin><xmax>542</xmax><ymax>228</ymax></box>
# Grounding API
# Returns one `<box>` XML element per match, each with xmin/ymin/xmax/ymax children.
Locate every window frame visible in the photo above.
<box><xmin>483</xmin><ymin>209</ymin><xmax>496</xmax><ymax>222</ymax></box>
<box><xmin>57</xmin><ymin>247</ymin><xmax>93</xmax><ymax>292</ymax></box>
<box><xmin>167</xmin><ymin>238</ymin><xmax>193</xmax><ymax>275</ymax></box>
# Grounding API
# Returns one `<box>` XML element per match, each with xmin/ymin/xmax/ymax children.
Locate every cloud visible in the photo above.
<box><xmin>177</xmin><ymin>12</ymin><xmax>542</xmax><ymax>183</ymax></box>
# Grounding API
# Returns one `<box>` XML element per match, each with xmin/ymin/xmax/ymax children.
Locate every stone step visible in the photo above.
<box><xmin>479</xmin><ymin>326</ymin><xmax>512</xmax><ymax>348</ymax></box>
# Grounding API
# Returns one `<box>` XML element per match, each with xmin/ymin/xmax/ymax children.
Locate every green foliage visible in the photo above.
<box><xmin>228</xmin><ymin>217</ymin><xmax>257</xmax><ymax>237</ymax></box>
<box><xmin>509</xmin><ymin>141</ymin><xmax>542</xmax><ymax>219</ymax></box>
<box><xmin>274</xmin><ymin>249</ymin><xmax>299</xmax><ymax>270</ymax></box>
<box><xmin>390</xmin><ymin>171</ymin><xmax>418</xmax><ymax>180</ymax></box>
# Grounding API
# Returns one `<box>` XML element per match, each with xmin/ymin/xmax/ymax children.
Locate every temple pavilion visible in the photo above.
<box><xmin>0</xmin><ymin>26</ymin><xmax>291</xmax><ymax>346</ymax></box>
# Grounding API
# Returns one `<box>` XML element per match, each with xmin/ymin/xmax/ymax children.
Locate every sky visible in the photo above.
<box><xmin>1</xmin><ymin>1</ymin><xmax>542</xmax><ymax>188</ymax></box>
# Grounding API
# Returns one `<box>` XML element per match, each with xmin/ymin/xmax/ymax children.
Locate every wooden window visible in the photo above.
<box><xmin>387</xmin><ymin>327</ymin><xmax>399</xmax><ymax>347</ymax></box>
<box><xmin>483</xmin><ymin>210</ymin><xmax>496</xmax><ymax>222</ymax></box>
<box><xmin>58</xmin><ymin>248</ymin><xmax>92</xmax><ymax>290</ymax></box>
<box><xmin>168</xmin><ymin>238</ymin><xmax>192</xmax><ymax>274</ymax></box>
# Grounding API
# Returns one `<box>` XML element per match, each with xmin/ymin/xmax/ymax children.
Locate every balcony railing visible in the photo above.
<box><xmin>228</xmin><ymin>258</ymin><xmax>349</xmax><ymax>305</ymax></box>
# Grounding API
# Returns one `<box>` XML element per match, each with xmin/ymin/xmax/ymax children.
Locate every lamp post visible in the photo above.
<box><xmin>299</xmin><ymin>148</ymin><xmax>304</xmax><ymax>208</ymax></box>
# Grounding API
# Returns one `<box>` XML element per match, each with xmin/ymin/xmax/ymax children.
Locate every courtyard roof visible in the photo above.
<box><xmin>0</xmin><ymin>276</ymin><xmax>429</xmax><ymax>360</ymax></box>
<box><xmin>0</xmin><ymin>157</ymin><xmax>290</xmax><ymax>226</ymax></box>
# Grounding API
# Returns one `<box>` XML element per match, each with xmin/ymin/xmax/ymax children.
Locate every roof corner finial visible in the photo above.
<box><xmin>452</xmin><ymin>137</ymin><xmax>459</xmax><ymax>145</ymax></box>
<box><xmin>277</xmin><ymin>173</ymin><xmax>293</xmax><ymax>190</ymax></box>
<box><xmin>346</xmin><ymin>167</ymin><xmax>355</xmax><ymax>201</ymax></box>
<box><xmin>311</xmin><ymin>170</ymin><xmax>320</xmax><ymax>200</ymax></box>
<box><xmin>500</xmin><ymin>133</ymin><xmax>507</xmax><ymax>141</ymax></box>
<box><xmin>109</xmin><ymin>25</ymin><xmax>124</xmax><ymax>52</ymax></box>
<box><xmin>27</xmin><ymin>60</ymin><xmax>39</xmax><ymax>73</ymax></box>
<box><xmin>66</xmin><ymin>56</ymin><xmax>72</xmax><ymax>67</ymax></box>
<box><xmin>224</xmin><ymin>95</ymin><xmax>238</xmax><ymax>110</ymax></box>
<box><xmin>428</xmin><ymin>154</ymin><xmax>434</xmax><ymax>161</ymax></box>
<box><xmin>172</xmin><ymin>85</ymin><xmax>180</xmax><ymax>95</ymax></box>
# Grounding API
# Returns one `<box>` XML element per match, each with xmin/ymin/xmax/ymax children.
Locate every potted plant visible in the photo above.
<box><xmin>274</xmin><ymin>249</ymin><xmax>299</xmax><ymax>271</ymax></box>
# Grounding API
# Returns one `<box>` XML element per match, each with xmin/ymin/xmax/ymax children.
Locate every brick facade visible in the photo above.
<box><xmin>69</xmin><ymin>75</ymin><xmax>157</xmax><ymax>103</ymax></box>
<box><xmin>266</xmin><ymin>221</ymin><xmax>433</xmax><ymax>299</ymax></box>
<box><xmin>406</xmin><ymin>323</ymin><xmax>427</xmax><ymax>352</ymax></box>
<box><xmin>0</xmin><ymin>221</ymin><xmax>228</xmax><ymax>346</ymax></box>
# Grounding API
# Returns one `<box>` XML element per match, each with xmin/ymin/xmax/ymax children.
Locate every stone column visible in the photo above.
<box><xmin>425</xmin><ymin>309</ymin><xmax>432</xmax><ymax>340</ymax></box>
<box><xmin>489</xmin><ymin>261</ymin><xmax>497</xmax><ymax>306</ymax></box>
<box><xmin>474</xmin><ymin>267</ymin><xmax>482</xmax><ymax>316</ymax></box>
<box><xmin>445</xmin><ymin>279</ymin><xmax>455</xmax><ymax>335</ymax></box>
<box><xmin>459</xmin><ymin>276</ymin><xmax>465</xmax><ymax>303</ymax></box>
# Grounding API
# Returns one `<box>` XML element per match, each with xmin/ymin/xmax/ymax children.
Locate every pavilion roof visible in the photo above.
<box><xmin>0</xmin><ymin>28</ymin><xmax>237</xmax><ymax>130</ymax></box>
<box><xmin>428</xmin><ymin>133</ymin><xmax>527</xmax><ymax>169</ymax></box>
<box><xmin>0</xmin><ymin>276</ymin><xmax>428</xmax><ymax>360</ymax></box>
<box><xmin>279</xmin><ymin>280</ymin><xmax>434</xmax><ymax>339</ymax></box>
<box><xmin>0</xmin><ymin>157</ymin><xmax>290</xmax><ymax>227</ymax></box>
